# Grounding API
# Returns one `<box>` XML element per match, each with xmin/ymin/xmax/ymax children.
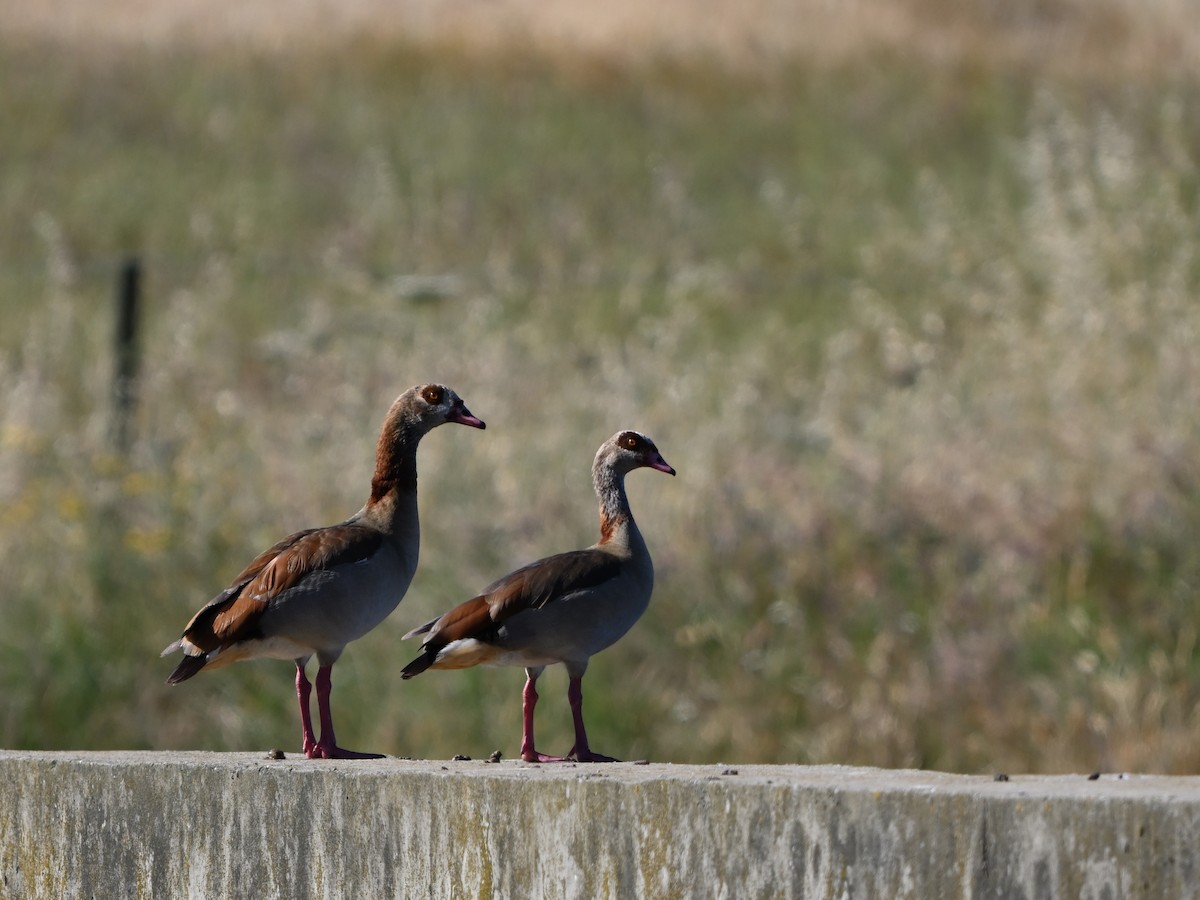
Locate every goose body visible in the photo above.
<box><xmin>162</xmin><ymin>383</ymin><xmax>485</xmax><ymax>758</ymax></box>
<box><xmin>402</xmin><ymin>430</ymin><xmax>674</xmax><ymax>762</ymax></box>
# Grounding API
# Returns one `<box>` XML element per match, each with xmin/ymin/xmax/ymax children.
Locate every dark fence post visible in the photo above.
<box><xmin>111</xmin><ymin>256</ymin><xmax>141</xmax><ymax>455</ymax></box>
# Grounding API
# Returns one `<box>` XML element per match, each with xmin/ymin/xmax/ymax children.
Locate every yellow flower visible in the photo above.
<box><xmin>56</xmin><ymin>490</ymin><xmax>85</xmax><ymax>521</ymax></box>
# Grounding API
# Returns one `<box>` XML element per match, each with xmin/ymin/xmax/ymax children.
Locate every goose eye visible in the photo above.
<box><xmin>623</xmin><ymin>434</ymin><xmax>639</xmax><ymax>449</ymax></box>
<box><xmin>422</xmin><ymin>386</ymin><xmax>444</xmax><ymax>405</ymax></box>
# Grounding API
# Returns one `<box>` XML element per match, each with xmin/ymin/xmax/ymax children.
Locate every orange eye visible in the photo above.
<box><xmin>422</xmin><ymin>386</ymin><xmax>444</xmax><ymax>405</ymax></box>
<box><xmin>624</xmin><ymin>434</ymin><xmax>639</xmax><ymax>449</ymax></box>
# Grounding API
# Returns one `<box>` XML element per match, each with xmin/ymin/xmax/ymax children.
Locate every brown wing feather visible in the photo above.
<box><xmin>483</xmin><ymin>550</ymin><xmax>621</xmax><ymax>616</ymax></box>
<box><xmin>399</xmin><ymin>593</ymin><xmax>503</xmax><ymax>678</ymax></box>
<box><xmin>416</xmin><ymin>549</ymin><xmax>621</xmax><ymax>651</ymax></box>
<box><xmin>179</xmin><ymin>524</ymin><xmax>384</xmax><ymax>651</ymax></box>
<box><xmin>401</xmin><ymin>550</ymin><xmax>622</xmax><ymax>679</ymax></box>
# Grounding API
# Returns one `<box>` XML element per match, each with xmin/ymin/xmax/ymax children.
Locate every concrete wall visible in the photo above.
<box><xmin>1</xmin><ymin>750</ymin><xmax>1197</xmax><ymax>898</ymax></box>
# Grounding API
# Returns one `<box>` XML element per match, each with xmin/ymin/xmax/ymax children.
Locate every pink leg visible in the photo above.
<box><xmin>308</xmin><ymin>664</ymin><xmax>383</xmax><ymax>760</ymax></box>
<box><xmin>296</xmin><ymin>662</ymin><xmax>319</xmax><ymax>758</ymax></box>
<box><xmin>566</xmin><ymin>677</ymin><xmax>617</xmax><ymax>763</ymax></box>
<box><xmin>520</xmin><ymin>673</ymin><xmax>569</xmax><ymax>763</ymax></box>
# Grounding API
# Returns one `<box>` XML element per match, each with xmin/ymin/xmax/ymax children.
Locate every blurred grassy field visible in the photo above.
<box><xmin>1</xmin><ymin>4</ymin><xmax>1199</xmax><ymax>773</ymax></box>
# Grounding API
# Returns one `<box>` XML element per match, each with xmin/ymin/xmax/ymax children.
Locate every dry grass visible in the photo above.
<box><xmin>2</xmin><ymin>0</ymin><xmax>1199</xmax><ymax>76</ymax></box>
<box><xmin>1</xmin><ymin>11</ymin><xmax>1199</xmax><ymax>772</ymax></box>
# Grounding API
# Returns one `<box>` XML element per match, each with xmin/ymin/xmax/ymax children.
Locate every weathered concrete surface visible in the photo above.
<box><xmin>0</xmin><ymin>751</ymin><xmax>1197</xmax><ymax>899</ymax></box>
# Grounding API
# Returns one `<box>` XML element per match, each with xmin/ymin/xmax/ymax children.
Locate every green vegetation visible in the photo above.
<box><xmin>1</xmin><ymin>35</ymin><xmax>1198</xmax><ymax>773</ymax></box>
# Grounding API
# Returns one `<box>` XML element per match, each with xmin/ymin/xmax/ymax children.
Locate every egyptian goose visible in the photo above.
<box><xmin>161</xmin><ymin>384</ymin><xmax>485</xmax><ymax>759</ymax></box>
<box><xmin>401</xmin><ymin>430</ymin><xmax>674</xmax><ymax>762</ymax></box>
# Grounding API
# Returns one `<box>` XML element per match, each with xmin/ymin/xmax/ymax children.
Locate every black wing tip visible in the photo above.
<box><xmin>400</xmin><ymin>651</ymin><xmax>435</xmax><ymax>680</ymax></box>
<box><xmin>166</xmin><ymin>653</ymin><xmax>208</xmax><ymax>685</ymax></box>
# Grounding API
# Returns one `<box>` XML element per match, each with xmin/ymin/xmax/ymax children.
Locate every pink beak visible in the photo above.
<box><xmin>648</xmin><ymin>453</ymin><xmax>676</xmax><ymax>476</ymax></box>
<box><xmin>447</xmin><ymin>404</ymin><xmax>486</xmax><ymax>429</ymax></box>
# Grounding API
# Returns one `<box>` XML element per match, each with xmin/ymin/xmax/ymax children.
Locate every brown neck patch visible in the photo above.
<box><xmin>598</xmin><ymin>509</ymin><xmax>628</xmax><ymax>545</ymax></box>
<box><xmin>370</xmin><ymin>422</ymin><xmax>419</xmax><ymax>503</ymax></box>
